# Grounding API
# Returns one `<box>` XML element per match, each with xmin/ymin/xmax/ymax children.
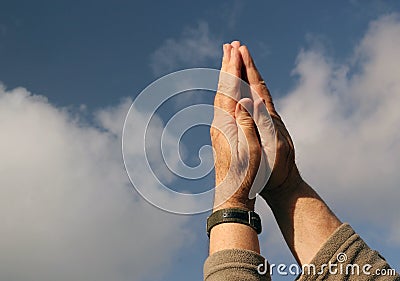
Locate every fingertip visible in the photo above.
<box><xmin>231</xmin><ymin>40</ymin><xmax>241</xmax><ymax>48</ymax></box>
<box><xmin>224</xmin><ymin>44</ymin><xmax>232</xmax><ymax>53</ymax></box>
<box><xmin>236</xmin><ymin>97</ymin><xmax>254</xmax><ymax>116</ymax></box>
<box><xmin>239</xmin><ymin>97</ymin><xmax>254</xmax><ymax>109</ymax></box>
<box><xmin>238</xmin><ymin>45</ymin><xmax>253</xmax><ymax>67</ymax></box>
<box><xmin>238</xmin><ymin>45</ymin><xmax>248</xmax><ymax>53</ymax></box>
<box><xmin>222</xmin><ymin>44</ymin><xmax>232</xmax><ymax>70</ymax></box>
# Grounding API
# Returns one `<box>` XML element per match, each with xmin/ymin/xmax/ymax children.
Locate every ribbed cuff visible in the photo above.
<box><xmin>204</xmin><ymin>249</ymin><xmax>270</xmax><ymax>281</ymax></box>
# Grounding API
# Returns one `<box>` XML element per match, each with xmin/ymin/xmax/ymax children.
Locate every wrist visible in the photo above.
<box><xmin>213</xmin><ymin>191</ymin><xmax>255</xmax><ymax>212</ymax></box>
<box><xmin>213</xmin><ymin>181</ymin><xmax>255</xmax><ymax>211</ymax></box>
<box><xmin>213</xmin><ymin>199</ymin><xmax>255</xmax><ymax>212</ymax></box>
<box><xmin>261</xmin><ymin>165</ymin><xmax>304</xmax><ymax>209</ymax></box>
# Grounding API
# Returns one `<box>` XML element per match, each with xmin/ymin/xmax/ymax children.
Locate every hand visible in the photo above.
<box><xmin>237</xmin><ymin>45</ymin><xmax>303</xmax><ymax>204</ymax></box>
<box><xmin>238</xmin><ymin>46</ymin><xmax>342</xmax><ymax>265</ymax></box>
<box><xmin>211</xmin><ymin>41</ymin><xmax>261</xmax><ymax>211</ymax></box>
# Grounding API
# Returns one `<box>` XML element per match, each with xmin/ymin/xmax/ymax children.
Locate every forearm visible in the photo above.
<box><xmin>209</xmin><ymin>222</ymin><xmax>260</xmax><ymax>254</ymax></box>
<box><xmin>264</xmin><ymin>173</ymin><xmax>341</xmax><ymax>265</ymax></box>
<box><xmin>205</xmin><ymin>201</ymin><xmax>269</xmax><ymax>281</ymax></box>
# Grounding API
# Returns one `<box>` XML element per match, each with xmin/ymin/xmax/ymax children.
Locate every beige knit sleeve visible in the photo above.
<box><xmin>298</xmin><ymin>223</ymin><xmax>400</xmax><ymax>280</ymax></box>
<box><xmin>204</xmin><ymin>248</ymin><xmax>271</xmax><ymax>281</ymax></box>
<box><xmin>203</xmin><ymin>223</ymin><xmax>399</xmax><ymax>280</ymax></box>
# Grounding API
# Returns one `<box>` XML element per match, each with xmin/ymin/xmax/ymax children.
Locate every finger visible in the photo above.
<box><xmin>238</xmin><ymin>45</ymin><xmax>261</xmax><ymax>82</ymax></box>
<box><xmin>212</xmin><ymin>44</ymin><xmax>239</xmax><ymax>145</ymax></box>
<box><xmin>211</xmin><ymin>105</ymin><xmax>238</xmax><ymax>144</ymax></box>
<box><xmin>231</xmin><ymin>40</ymin><xmax>241</xmax><ymax>48</ymax></box>
<box><xmin>235</xmin><ymin>98</ymin><xmax>260</xmax><ymax>161</ymax></box>
<box><xmin>230</xmin><ymin>41</ymin><xmax>246</xmax><ymax>81</ymax></box>
<box><xmin>215</xmin><ymin>46</ymin><xmax>242</xmax><ymax>117</ymax></box>
<box><xmin>239</xmin><ymin>45</ymin><xmax>279</xmax><ymax>117</ymax></box>
<box><xmin>248</xmin><ymin>98</ymin><xmax>276</xmax><ymax>198</ymax></box>
<box><xmin>221</xmin><ymin>43</ymin><xmax>232</xmax><ymax>72</ymax></box>
<box><xmin>253</xmin><ymin>98</ymin><xmax>276</xmax><ymax>159</ymax></box>
<box><xmin>228</xmin><ymin>45</ymin><xmax>242</xmax><ymax>77</ymax></box>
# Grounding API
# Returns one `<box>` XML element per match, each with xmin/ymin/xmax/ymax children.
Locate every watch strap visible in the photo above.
<box><xmin>206</xmin><ymin>208</ymin><xmax>262</xmax><ymax>237</ymax></box>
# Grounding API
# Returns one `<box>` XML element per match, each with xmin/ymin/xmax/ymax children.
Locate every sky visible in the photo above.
<box><xmin>1</xmin><ymin>1</ymin><xmax>400</xmax><ymax>280</ymax></box>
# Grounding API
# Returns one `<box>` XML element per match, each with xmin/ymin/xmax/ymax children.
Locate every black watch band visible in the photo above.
<box><xmin>206</xmin><ymin>208</ymin><xmax>262</xmax><ymax>237</ymax></box>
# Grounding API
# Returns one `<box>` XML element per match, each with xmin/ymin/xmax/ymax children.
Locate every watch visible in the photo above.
<box><xmin>206</xmin><ymin>208</ymin><xmax>262</xmax><ymax>237</ymax></box>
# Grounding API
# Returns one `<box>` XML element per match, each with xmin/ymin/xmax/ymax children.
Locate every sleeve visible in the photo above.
<box><xmin>204</xmin><ymin>248</ymin><xmax>271</xmax><ymax>281</ymax></box>
<box><xmin>298</xmin><ymin>223</ymin><xmax>400</xmax><ymax>281</ymax></box>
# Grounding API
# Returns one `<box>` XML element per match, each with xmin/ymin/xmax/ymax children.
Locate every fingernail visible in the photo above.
<box><xmin>238</xmin><ymin>103</ymin><xmax>245</xmax><ymax>111</ymax></box>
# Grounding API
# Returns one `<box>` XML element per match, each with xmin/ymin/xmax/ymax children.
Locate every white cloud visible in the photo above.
<box><xmin>277</xmin><ymin>13</ymin><xmax>400</xmax><ymax>243</ymax></box>
<box><xmin>150</xmin><ymin>21</ymin><xmax>220</xmax><ymax>76</ymax></box>
<box><xmin>0</xmin><ymin>85</ymin><xmax>194</xmax><ymax>281</ymax></box>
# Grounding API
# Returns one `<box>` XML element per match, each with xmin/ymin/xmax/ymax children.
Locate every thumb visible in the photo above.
<box><xmin>235</xmin><ymin>98</ymin><xmax>261</xmax><ymax>162</ymax></box>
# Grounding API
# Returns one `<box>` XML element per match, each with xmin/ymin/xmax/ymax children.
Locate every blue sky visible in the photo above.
<box><xmin>2</xmin><ymin>0</ymin><xmax>396</xmax><ymax>107</ymax></box>
<box><xmin>1</xmin><ymin>1</ymin><xmax>400</xmax><ymax>280</ymax></box>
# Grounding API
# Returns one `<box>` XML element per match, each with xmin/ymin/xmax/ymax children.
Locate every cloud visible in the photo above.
<box><xmin>150</xmin><ymin>21</ymin><xmax>220</xmax><ymax>76</ymax></box>
<box><xmin>2</xmin><ymin>11</ymin><xmax>400</xmax><ymax>281</ymax></box>
<box><xmin>0</xmin><ymin>85</ymin><xmax>194</xmax><ymax>281</ymax></box>
<box><xmin>277</xmin><ymin>13</ymin><xmax>400</xmax><ymax>243</ymax></box>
